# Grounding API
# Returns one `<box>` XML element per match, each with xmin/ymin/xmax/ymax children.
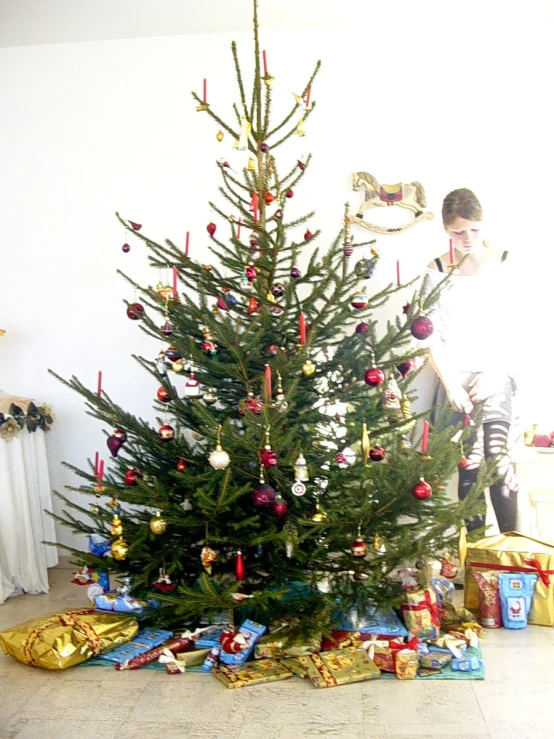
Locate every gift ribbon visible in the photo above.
<box><xmin>158</xmin><ymin>647</ymin><xmax>185</xmax><ymax>673</ymax></box>
<box><xmin>469</xmin><ymin>560</ymin><xmax>554</xmax><ymax>587</ymax></box>
<box><xmin>23</xmin><ymin>609</ymin><xmax>102</xmax><ymax>666</ymax></box>
<box><xmin>402</xmin><ymin>590</ymin><xmax>444</xmax><ymax>627</ymax></box>
<box><xmin>361</xmin><ymin>634</ymin><xmax>390</xmax><ymax>660</ymax></box>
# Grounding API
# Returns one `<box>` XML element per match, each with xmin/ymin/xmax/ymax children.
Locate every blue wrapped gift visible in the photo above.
<box><xmin>336</xmin><ymin>607</ymin><xmax>409</xmax><ymax>638</ymax></box>
<box><xmin>219</xmin><ymin>620</ymin><xmax>266</xmax><ymax>666</ymax></box>
<box><xmin>195</xmin><ymin>626</ymin><xmax>227</xmax><ymax>649</ymax></box>
<box><xmin>429</xmin><ymin>578</ymin><xmax>455</xmax><ymax>607</ymax></box>
<box><xmin>94</xmin><ymin>591</ymin><xmax>160</xmax><ymax>616</ymax></box>
<box><xmin>97</xmin><ymin>629</ymin><xmax>173</xmax><ymax>663</ymax></box>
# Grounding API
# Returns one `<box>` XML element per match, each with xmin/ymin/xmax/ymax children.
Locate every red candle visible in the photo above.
<box><xmin>264</xmin><ymin>364</ymin><xmax>272</xmax><ymax>399</ymax></box>
<box><xmin>252</xmin><ymin>193</ymin><xmax>259</xmax><ymax>222</ymax></box>
<box><xmin>422</xmin><ymin>420</ymin><xmax>429</xmax><ymax>453</ymax></box>
<box><xmin>237</xmin><ymin>218</ymin><xmax>241</xmax><ymax>240</ymax></box>
<box><xmin>396</xmin><ymin>259</ymin><xmax>401</xmax><ymax>286</ymax></box>
<box><xmin>449</xmin><ymin>238</ymin><xmax>454</xmax><ymax>265</ymax></box>
<box><xmin>97</xmin><ymin>371</ymin><xmax>102</xmax><ymax>396</ymax></box>
<box><xmin>203</xmin><ymin>78</ymin><xmax>207</xmax><ymax>103</ymax></box>
<box><xmin>299</xmin><ymin>312</ymin><xmax>306</xmax><ymax>344</ymax></box>
<box><xmin>306</xmin><ymin>86</ymin><xmax>311</xmax><ymax>108</ymax></box>
<box><xmin>185</xmin><ymin>231</ymin><xmax>190</xmax><ymax>257</ymax></box>
<box><xmin>98</xmin><ymin>459</ymin><xmax>104</xmax><ymax>483</ymax></box>
<box><xmin>173</xmin><ymin>266</ymin><xmax>178</xmax><ymax>297</ymax></box>
<box><xmin>94</xmin><ymin>451</ymin><xmax>99</xmax><ymax>476</ymax></box>
<box><xmin>463</xmin><ymin>413</ymin><xmax>471</xmax><ymax>428</ymax></box>
<box><xmin>262</xmin><ymin>50</ymin><xmax>268</xmax><ymax>75</ymax></box>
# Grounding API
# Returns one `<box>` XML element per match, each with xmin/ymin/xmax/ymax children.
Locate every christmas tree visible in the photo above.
<box><xmin>50</xmin><ymin>0</ymin><xmax>493</xmax><ymax>638</ymax></box>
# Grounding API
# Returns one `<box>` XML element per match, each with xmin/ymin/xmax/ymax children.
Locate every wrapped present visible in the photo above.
<box><xmin>293</xmin><ymin>647</ymin><xmax>381</xmax><ymax>688</ymax></box>
<box><xmin>372</xmin><ymin>646</ymin><xmax>395</xmax><ymax>673</ymax></box>
<box><xmin>214</xmin><ymin>658</ymin><xmax>293</xmax><ymax>688</ymax></box>
<box><xmin>451</xmin><ymin>654</ymin><xmax>483</xmax><ymax>672</ymax></box>
<box><xmin>395</xmin><ymin>649</ymin><xmax>418</xmax><ymax>680</ymax></box>
<box><xmin>219</xmin><ymin>619</ymin><xmax>266</xmax><ymax>666</ymax></box>
<box><xmin>279</xmin><ymin>657</ymin><xmax>310</xmax><ymax>679</ymax></box>
<box><xmin>464</xmin><ymin>532</ymin><xmax>554</xmax><ymax>627</ymax></box>
<box><xmin>401</xmin><ymin>588</ymin><xmax>442</xmax><ymax>639</ymax></box>
<box><xmin>429</xmin><ymin>578</ymin><xmax>455</xmax><ymax>607</ymax></box>
<box><xmin>96</xmin><ymin>628</ymin><xmax>173</xmax><ymax>663</ymax></box>
<box><xmin>255</xmin><ymin>633</ymin><xmax>321</xmax><ymax>660</ymax></box>
<box><xmin>176</xmin><ymin>647</ymin><xmax>211</xmax><ymax>667</ymax></box>
<box><xmin>322</xmin><ymin>629</ymin><xmax>403</xmax><ymax>652</ymax></box>
<box><xmin>195</xmin><ymin>626</ymin><xmax>227</xmax><ymax>649</ymax></box>
<box><xmin>498</xmin><ymin>572</ymin><xmax>538</xmax><ymax>629</ymax></box>
<box><xmin>473</xmin><ymin>570</ymin><xmax>502</xmax><ymax>628</ymax></box>
<box><xmin>419</xmin><ymin>652</ymin><xmax>451</xmax><ymax>670</ymax></box>
<box><xmin>337</xmin><ymin>607</ymin><xmax>408</xmax><ymax>637</ymax></box>
<box><xmin>116</xmin><ymin>636</ymin><xmax>194</xmax><ymax>671</ymax></box>
<box><xmin>427</xmin><ymin>634</ymin><xmax>466</xmax><ymax>658</ymax></box>
<box><xmin>93</xmin><ymin>591</ymin><xmax>160</xmax><ymax>616</ymax></box>
<box><xmin>0</xmin><ymin>608</ymin><xmax>138</xmax><ymax>670</ymax></box>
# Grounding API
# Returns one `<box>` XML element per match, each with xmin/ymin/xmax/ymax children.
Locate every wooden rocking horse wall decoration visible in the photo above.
<box><xmin>351</xmin><ymin>172</ymin><xmax>434</xmax><ymax>234</ymax></box>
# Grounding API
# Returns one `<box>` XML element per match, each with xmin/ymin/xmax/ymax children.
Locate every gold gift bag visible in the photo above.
<box><xmin>464</xmin><ymin>532</ymin><xmax>554</xmax><ymax>626</ymax></box>
<box><xmin>0</xmin><ymin>608</ymin><xmax>139</xmax><ymax>669</ymax></box>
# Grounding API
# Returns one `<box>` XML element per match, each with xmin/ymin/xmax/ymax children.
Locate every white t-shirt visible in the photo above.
<box><xmin>424</xmin><ymin>257</ymin><xmax>518</xmax><ymax>375</ymax></box>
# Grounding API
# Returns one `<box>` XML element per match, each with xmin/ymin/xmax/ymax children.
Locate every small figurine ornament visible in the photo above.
<box><xmin>237</xmin><ymin>115</ymin><xmax>251</xmax><ymax>150</ymax></box>
<box><xmin>294</xmin><ymin>453</ymin><xmax>309</xmax><ymax>481</ymax></box>
<box><xmin>200</xmin><ymin>545</ymin><xmax>218</xmax><ymax>574</ymax></box>
<box><xmin>153</xmin><ymin>568</ymin><xmax>176</xmax><ymax>591</ymax></box>
<box><xmin>383</xmin><ymin>374</ymin><xmax>403</xmax><ymax>421</ymax></box>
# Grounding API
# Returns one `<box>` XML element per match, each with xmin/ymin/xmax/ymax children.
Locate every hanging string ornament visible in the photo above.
<box><xmin>208</xmin><ymin>425</ymin><xmax>230</xmax><ymax>470</ymax></box>
<box><xmin>260</xmin><ymin>426</ymin><xmax>277</xmax><ymax>469</ymax></box>
<box><xmin>274</xmin><ymin>371</ymin><xmax>287</xmax><ymax>410</ymax></box>
<box><xmin>350</xmin><ymin>525</ymin><xmax>368</xmax><ymax>558</ymax></box>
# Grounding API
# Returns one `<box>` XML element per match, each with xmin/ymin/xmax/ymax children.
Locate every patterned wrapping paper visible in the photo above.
<box><xmin>254</xmin><ymin>633</ymin><xmax>322</xmax><ymax>660</ymax></box>
<box><xmin>96</xmin><ymin>628</ymin><xmax>173</xmax><ymax>663</ymax></box>
<box><xmin>292</xmin><ymin>647</ymin><xmax>381</xmax><ymax>688</ymax></box>
<box><xmin>401</xmin><ymin>588</ymin><xmax>441</xmax><ymax>639</ymax></box>
<box><xmin>213</xmin><ymin>658</ymin><xmax>294</xmax><ymax>688</ymax></box>
<box><xmin>0</xmin><ymin>609</ymin><xmax>138</xmax><ymax>670</ymax></box>
<box><xmin>464</xmin><ymin>532</ymin><xmax>554</xmax><ymax>626</ymax></box>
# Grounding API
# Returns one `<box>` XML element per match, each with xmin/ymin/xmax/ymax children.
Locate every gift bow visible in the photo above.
<box><xmin>403</xmin><ymin>590</ymin><xmax>444</xmax><ymax>627</ymax></box>
<box><xmin>524</xmin><ymin>558</ymin><xmax>553</xmax><ymax>587</ymax></box>
<box><xmin>361</xmin><ymin>634</ymin><xmax>390</xmax><ymax>660</ymax></box>
<box><xmin>158</xmin><ymin>648</ymin><xmax>185</xmax><ymax>673</ymax></box>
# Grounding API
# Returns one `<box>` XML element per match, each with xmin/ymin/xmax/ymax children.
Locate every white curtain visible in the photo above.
<box><xmin>0</xmin><ymin>428</ymin><xmax>58</xmax><ymax>605</ymax></box>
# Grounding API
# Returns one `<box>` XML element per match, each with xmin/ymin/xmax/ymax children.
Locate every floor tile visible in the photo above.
<box><xmin>0</xmin><ymin>718</ymin><xmax>123</xmax><ymax>739</ymax></box>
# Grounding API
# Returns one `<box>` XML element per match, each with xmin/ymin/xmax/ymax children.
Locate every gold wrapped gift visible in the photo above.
<box><xmin>293</xmin><ymin>647</ymin><xmax>381</xmax><ymax>688</ymax></box>
<box><xmin>0</xmin><ymin>608</ymin><xmax>139</xmax><ymax>670</ymax></box>
<box><xmin>464</xmin><ymin>532</ymin><xmax>554</xmax><ymax>627</ymax></box>
<box><xmin>254</xmin><ymin>633</ymin><xmax>322</xmax><ymax>660</ymax></box>
<box><xmin>214</xmin><ymin>659</ymin><xmax>294</xmax><ymax>688</ymax></box>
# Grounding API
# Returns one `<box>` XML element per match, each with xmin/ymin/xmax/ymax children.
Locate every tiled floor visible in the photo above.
<box><xmin>1</xmin><ymin>567</ymin><xmax>553</xmax><ymax>739</ymax></box>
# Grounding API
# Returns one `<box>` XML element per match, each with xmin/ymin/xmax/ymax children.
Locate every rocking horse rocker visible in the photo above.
<box><xmin>351</xmin><ymin>172</ymin><xmax>434</xmax><ymax>234</ymax></box>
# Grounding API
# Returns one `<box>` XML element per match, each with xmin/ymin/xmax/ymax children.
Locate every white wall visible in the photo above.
<box><xmin>1</xmin><ymin>4</ymin><xmax>553</xmax><ymax>551</ymax></box>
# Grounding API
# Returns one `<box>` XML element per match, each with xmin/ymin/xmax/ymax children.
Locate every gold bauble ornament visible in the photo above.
<box><xmin>216</xmin><ymin>130</ymin><xmax>224</xmax><ymax>142</ymax></box>
<box><xmin>172</xmin><ymin>360</ymin><xmax>184</xmax><ymax>373</ymax></box>
<box><xmin>111</xmin><ymin>537</ymin><xmax>129</xmax><ymax>560</ymax></box>
<box><xmin>209</xmin><ymin>444</ymin><xmax>230</xmax><ymax>470</ymax></box>
<box><xmin>149</xmin><ymin>511</ymin><xmax>167</xmax><ymax>535</ymax></box>
<box><xmin>302</xmin><ymin>360</ymin><xmax>315</xmax><ymax>376</ymax></box>
<box><xmin>311</xmin><ymin>503</ymin><xmax>327</xmax><ymax>523</ymax></box>
<box><xmin>110</xmin><ymin>515</ymin><xmax>123</xmax><ymax>537</ymax></box>
<box><xmin>372</xmin><ymin>534</ymin><xmax>384</xmax><ymax>551</ymax></box>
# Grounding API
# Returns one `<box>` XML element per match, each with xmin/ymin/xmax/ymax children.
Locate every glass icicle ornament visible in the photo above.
<box><xmin>294</xmin><ymin>453</ymin><xmax>309</xmax><ymax>481</ymax></box>
<box><xmin>208</xmin><ymin>425</ymin><xmax>230</xmax><ymax>470</ymax></box>
<box><xmin>274</xmin><ymin>371</ymin><xmax>287</xmax><ymax>410</ymax></box>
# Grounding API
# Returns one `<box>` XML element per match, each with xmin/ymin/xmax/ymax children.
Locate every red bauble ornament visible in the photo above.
<box><xmin>350</xmin><ymin>537</ymin><xmax>368</xmax><ymax>558</ymax></box>
<box><xmin>216</xmin><ymin>296</ymin><xmax>229</xmax><ymax>311</ymax></box>
<box><xmin>129</xmin><ymin>221</ymin><xmax>142</xmax><ymax>231</ymax></box>
<box><xmin>364</xmin><ymin>367</ymin><xmax>385</xmax><ymax>387</ymax></box>
<box><xmin>297</xmin><ymin>160</ymin><xmax>306</xmax><ymax>171</ymax></box>
<box><xmin>207</xmin><ymin>222</ymin><xmax>217</xmax><ymax>237</ymax></box>
<box><xmin>273</xmin><ymin>495</ymin><xmax>288</xmax><ymax>517</ymax></box>
<box><xmin>410</xmin><ymin>316</ymin><xmax>434</xmax><ymax>340</ymax></box>
<box><xmin>369</xmin><ymin>445</ymin><xmax>386</xmax><ymax>462</ymax></box>
<box><xmin>176</xmin><ymin>458</ymin><xmax>187</xmax><ymax>472</ymax></box>
<box><xmin>156</xmin><ymin>386</ymin><xmax>171</xmax><ymax>403</ymax></box>
<box><xmin>124</xmin><ymin>468</ymin><xmax>142</xmax><ymax>486</ymax></box>
<box><xmin>127</xmin><ymin>302</ymin><xmax>145</xmax><ymax>320</ymax></box>
<box><xmin>534</xmin><ymin>434</ymin><xmax>552</xmax><ymax>448</ymax></box>
<box><xmin>165</xmin><ymin>347</ymin><xmax>182</xmax><ymax>362</ymax></box>
<box><xmin>158</xmin><ymin>423</ymin><xmax>175</xmax><ymax>441</ymax></box>
<box><xmin>239</xmin><ymin>394</ymin><xmax>263</xmax><ymax>415</ymax></box>
<box><xmin>252</xmin><ymin>483</ymin><xmax>276</xmax><ymax>509</ymax></box>
<box><xmin>286</xmin><ymin>189</ymin><xmax>294</xmax><ymax>198</ymax></box>
<box><xmin>351</xmin><ymin>293</ymin><xmax>368</xmax><ymax>310</ymax></box>
<box><xmin>412</xmin><ymin>477</ymin><xmax>432</xmax><ymax>500</ymax></box>
<box><xmin>235</xmin><ymin>551</ymin><xmax>245</xmax><ymax>581</ymax></box>
<box><xmin>459</xmin><ymin>456</ymin><xmax>469</xmax><ymax>468</ymax></box>
<box><xmin>245</xmin><ymin>264</ymin><xmax>257</xmax><ymax>282</ymax></box>
<box><xmin>304</xmin><ymin>230</ymin><xmax>313</xmax><ymax>241</ymax></box>
<box><xmin>440</xmin><ymin>557</ymin><xmax>459</xmax><ymax>579</ymax></box>
<box><xmin>260</xmin><ymin>447</ymin><xmax>277</xmax><ymax>469</ymax></box>
<box><xmin>397</xmin><ymin>360</ymin><xmax>413</xmax><ymax>378</ymax></box>
<box><xmin>356</xmin><ymin>322</ymin><xmax>369</xmax><ymax>334</ymax></box>
<box><xmin>265</xmin><ymin>192</ymin><xmax>275</xmax><ymax>205</ymax></box>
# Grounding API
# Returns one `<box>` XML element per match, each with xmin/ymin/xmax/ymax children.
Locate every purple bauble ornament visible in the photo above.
<box><xmin>355</xmin><ymin>322</ymin><xmax>369</xmax><ymax>334</ymax></box>
<box><xmin>275</xmin><ymin>209</ymin><xmax>283</xmax><ymax>218</ymax></box>
<box><xmin>252</xmin><ymin>483</ymin><xmax>276</xmax><ymax>509</ymax></box>
<box><xmin>410</xmin><ymin>316</ymin><xmax>434</xmax><ymax>340</ymax></box>
<box><xmin>260</xmin><ymin>143</ymin><xmax>269</xmax><ymax>153</ymax></box>
<box><xmin>122</xmin><ymin>243</ymin><xmax>131</xmax><ymax>253</ymax></box>
<box><xmin>397</xmin><ymin>360</ymin><xmax>413</xmax><ymax>378</ymax></box>
<box><xmin>161</xmin><ymin>320</ymin><xmax>172</xmax><ymax>337</ymax></box>
<box><xmin>290</xmin><ymin>267</ymin><xmax>301</xmax><ymax>279</ymax></box>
